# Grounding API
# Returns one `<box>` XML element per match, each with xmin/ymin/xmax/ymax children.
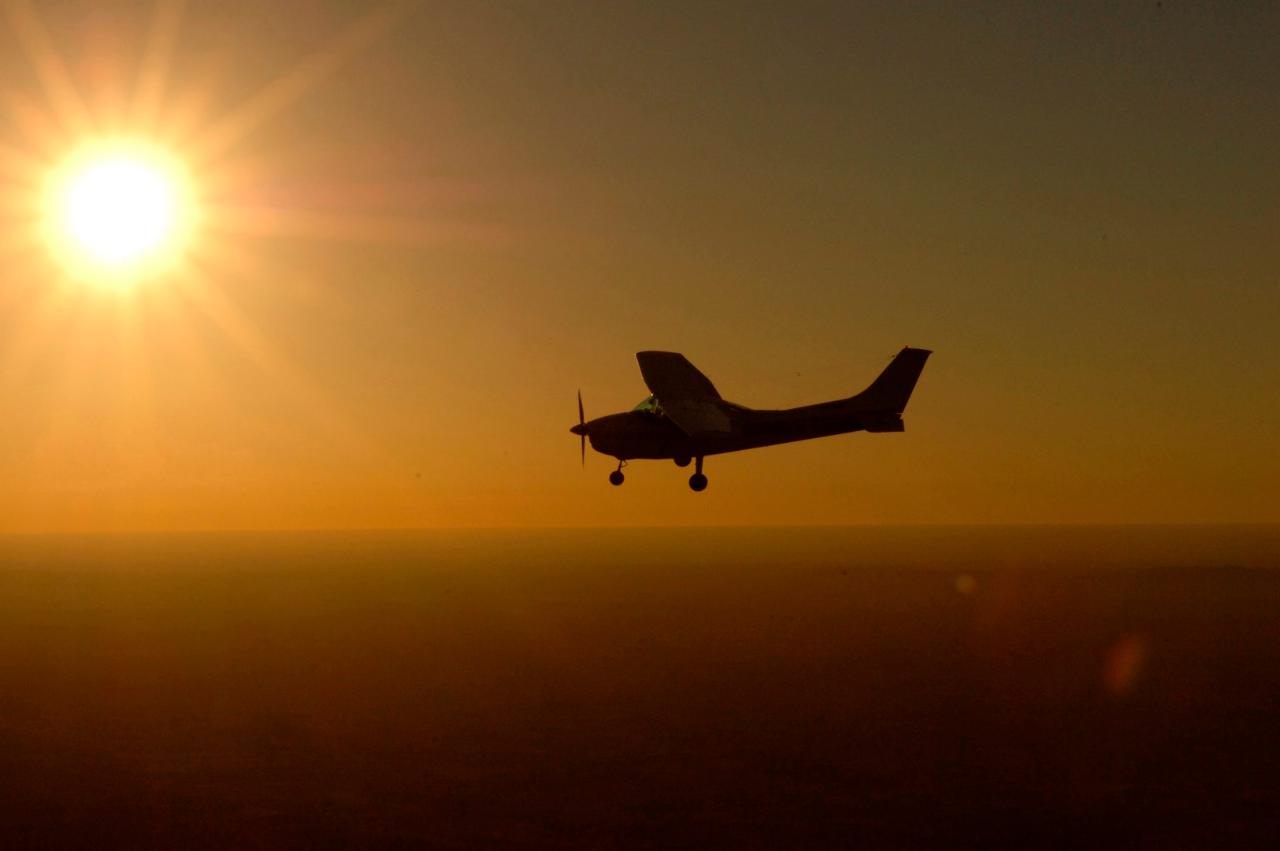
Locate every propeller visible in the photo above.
<box><xmin>577</xmin><ymin>390</ymin><xmax>585</xmax><ymax>465</ymax></box>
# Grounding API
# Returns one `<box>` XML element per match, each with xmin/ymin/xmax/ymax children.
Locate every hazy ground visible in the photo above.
<box><xmin>2</xmin><ymin>526</ymin><xmax>1279</xmax><ymax>848</ymax></box>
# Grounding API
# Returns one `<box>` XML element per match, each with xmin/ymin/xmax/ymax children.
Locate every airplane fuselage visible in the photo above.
<box><xmin>583</xmin><ymin>398</ymin><xmax>902</xmax><ymax>462</ymax></box>
<box><xmin>571</xmin><ymin>346</ymin><xmax>929</xmax><ymax>490</ymax></box>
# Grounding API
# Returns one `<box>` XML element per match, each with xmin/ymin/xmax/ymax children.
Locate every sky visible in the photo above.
<box><xmin>0</xmin><ymin>0</ymin><xmax>1276</xmax><ymax>532</ymax></box>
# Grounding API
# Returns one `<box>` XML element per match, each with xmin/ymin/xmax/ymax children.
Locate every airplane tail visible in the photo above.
<box><xmin>847</xmin><ymin>347</ymin><xmax>931</xmax><ymax>414</ymax></box>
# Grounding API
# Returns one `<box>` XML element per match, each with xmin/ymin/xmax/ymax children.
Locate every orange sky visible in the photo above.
<box><xmin>1</xmin><ymin>1</ymin><xmax>1277</xmax><ymax>532</ymax></box>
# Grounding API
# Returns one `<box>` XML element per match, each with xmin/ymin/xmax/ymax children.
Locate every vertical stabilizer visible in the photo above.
<box><xmin>848</xmin><ymin>347</ymin><xmax>931</xmax><ymax>413</ymax></box>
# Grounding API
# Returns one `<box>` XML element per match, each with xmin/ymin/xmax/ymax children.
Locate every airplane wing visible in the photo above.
<box><xmin>661</xmin><ymin>397</ymin><xmax>733</xmax><ymax>435</ymax></box>
<box><xmin>636</xmin><ymin>351</ymin><xmax>733</xmax><ymax>435</ymax></box>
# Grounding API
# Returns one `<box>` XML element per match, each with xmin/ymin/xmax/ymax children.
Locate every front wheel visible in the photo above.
<box><xmin>688</xmin><ymin>473</ymin><xmax>707</xmax><ymax>492</ymax></box>
<box><xmin>609</xmin><ymin>470</ymin><xmax>625</xmax><ymax>486</ymax></box>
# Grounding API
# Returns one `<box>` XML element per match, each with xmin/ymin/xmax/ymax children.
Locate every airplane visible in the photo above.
<box><xmin>570</xmin><ymin>346</ymin><xmax>931</xmax><ymax>491</ymax></box>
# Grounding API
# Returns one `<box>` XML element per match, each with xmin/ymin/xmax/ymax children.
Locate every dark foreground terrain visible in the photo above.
<box><xmin>2</xmin><ymin>526</ymin><xmax>1279</xmax><ymax>848</ymax></box>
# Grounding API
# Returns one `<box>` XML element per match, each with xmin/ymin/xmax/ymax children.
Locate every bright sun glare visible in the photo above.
<box><xmin>46</xmin><ymin>144</ymin><xmax>193</xmax><ymax>280</ymax></box>
<box><xmin>8</xmin><ymin>3</ymin><xmax>408</xmax><ymax>291</ymax></box>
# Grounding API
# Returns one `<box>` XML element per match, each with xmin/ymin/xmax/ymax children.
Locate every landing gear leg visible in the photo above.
<box><xmin>609</xmin><ymin>460</ymin><xmax>626</xmax><ymax>486</ymax></box>
<box><xmin>688</xmin><ymin>456</ymin><xmax>707</xmax><ymax>492</ymax></box>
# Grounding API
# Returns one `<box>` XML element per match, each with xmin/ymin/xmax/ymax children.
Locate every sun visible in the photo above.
<box><xmin>65</xmin><ymin>156</ymin><xmax>173</xmax><ymax>263</ymax></box>
<box><xmin>44</xmin><ymin>142</ymin><xmax>196</xmax><ymax>282</ymax></box>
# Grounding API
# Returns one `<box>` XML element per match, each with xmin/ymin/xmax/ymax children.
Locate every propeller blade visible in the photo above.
<box><xmin>578</xmin><ymin>390</ymin><xmax>585</xmax><ymax>465</ymax></box>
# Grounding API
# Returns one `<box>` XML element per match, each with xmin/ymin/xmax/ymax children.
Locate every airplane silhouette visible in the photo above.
<box><xmin>571</xmin><ymin>347</ymin><xmax>931</xmax><ymax>491</ymax></box>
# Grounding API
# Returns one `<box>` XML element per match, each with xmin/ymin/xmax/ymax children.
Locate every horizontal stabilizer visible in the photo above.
<box><xmin>863</xmin><ymin>413</ymin><xmax>905</xmax><ymax>432</ymax></box>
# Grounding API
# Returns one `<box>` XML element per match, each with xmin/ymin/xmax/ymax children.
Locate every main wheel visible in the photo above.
<box><xmin>674</xmin><ymin>456</ymin><xmax>691</xmax><ymax>468</ymax></box>
<box><xmin>688</xmin><ymin>472</ymin><xmax>707</xmax><ymax>492</ymax></box>
<box><xmin>609</xmin><ymin>470</ymin><xmax>625</xmax><ymax>486</ymax></box>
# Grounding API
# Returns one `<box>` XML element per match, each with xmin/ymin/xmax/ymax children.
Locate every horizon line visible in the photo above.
<box><xmin>3</xmin><ymin>520</ymin><xmax>1280</xmax><ymax>539</ymax></box>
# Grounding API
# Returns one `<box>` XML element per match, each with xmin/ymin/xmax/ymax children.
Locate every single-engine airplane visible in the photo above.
<box><xmin>571</xmin><ymin>347</ymin><xmax>931</xmax><ymax>491</ymax></box>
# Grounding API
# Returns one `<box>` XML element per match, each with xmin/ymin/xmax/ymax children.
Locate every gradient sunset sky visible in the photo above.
<box><xmin>1</xmin><ymin>1</ymin><xmax>1276</xmax><ymax>532</ymax></box>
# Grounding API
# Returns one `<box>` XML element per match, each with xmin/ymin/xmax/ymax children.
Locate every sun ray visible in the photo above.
<box><xmin>15</xmin><ymin>291</ymin><xmax>161</xmax><ymax>533</ymax></box>
<box><xmin>114</xmin><ymin>294</ymin><xmax>159</xmax><ymax>450</ymax></box>
<box><xmin>130</xmin><ymin>0</ymin><xmax>187</xmax><ymax>133</ymax></box>
<box><xmin>175</xmin><ymin>258</ymin><xmax>381</xmax><ymax>460</ymax></box>
<box><xmin>150</xmin><ymin>55</ymin><xmax>226</xmax><ymax>148</ymax></box>
<box><xmin>0</xmin><ymin>278</ymin><xmax>75</xmax><ymax>391</ymax></box>
<box><xmin>1</xmin><ymin>0</ymin><xmax>425</xmax><ymax>510</ymax></box>
<box><xmin>0</xmin><ymin>144</ymin><xmax>46</xmax><ymax>258</ymax></box>
<box><xmin>1</xmin><ymin>86</ymin><xmax>64</xmax><ymax>164</ymax></box>
<box><xmin>0</xmin><ymin>136</ymin><xmax>46</xmax><ymax>185</ymax></box>
<box><xmin>50</xmin><ymin>293</ymin><xmax>113</xmax><ymax>424</ymax></box>
<box><xmin>201</xmin><ymin>202</ymin><xmax>506</xmax><ymax>247</ymax></box>
<box><xmin>171</xmin><ymin>262</ymin><xmax>282</xmax><ymax>375</ymax></box>
<box><xmin>189</xmin><ymin>2</ymin><xmax>412</xmax><ymax>166</ymax></box>
<box><xmin>185</xmin><ymin>228</ymin><xmax>356</xmax><ymax>341</ymax></box>
<box><xmin>1</xmin><ymin>0</ymin><xmax>93</xmax><ymax>135</ymax></box>
<box><xmin>15</xmin><ymin>294</ymin><xmax>97</xmax><ymax>471</ymax></box>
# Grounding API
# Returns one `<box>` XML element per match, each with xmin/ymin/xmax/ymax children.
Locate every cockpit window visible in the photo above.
<box><xmin>631</xmin><ymin>395</ymin><xmax>663</xmax><ymax>415</ymax></box>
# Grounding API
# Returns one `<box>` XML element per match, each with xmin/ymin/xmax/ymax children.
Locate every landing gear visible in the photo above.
<box><xmin>609</xmin><ymin>460</ymin><xmax>627</xmax><ymax>486</ymax></box>
<box><xmin>688</xmin><ymin>456</ymin><xmax>707</xmax><ymax>492</ymax></box>
<box><xmin>674</xmin><ymin>455</ymin><xmax>691</xmax><ymax>468</ymax></box>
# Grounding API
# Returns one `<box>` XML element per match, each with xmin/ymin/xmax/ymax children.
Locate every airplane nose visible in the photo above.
<box><xmin>570</xmin><ymin>423</ymin><xmax>587</xmax><ymax>436</ymax></box>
